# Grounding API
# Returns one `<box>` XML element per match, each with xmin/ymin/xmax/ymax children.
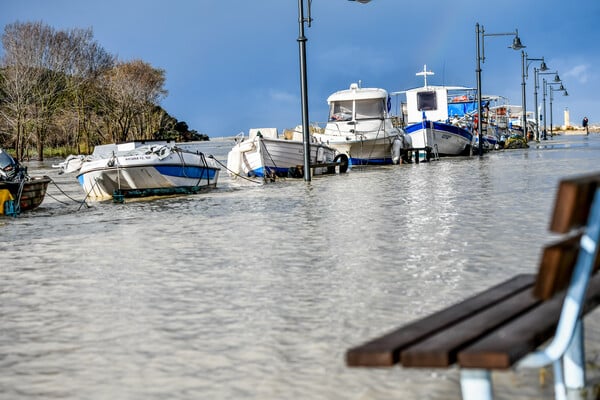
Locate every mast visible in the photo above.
<box><xmin>416</xmin><ymin>64</ymin><xmax>435</xmax><ymax>88</ymax></box>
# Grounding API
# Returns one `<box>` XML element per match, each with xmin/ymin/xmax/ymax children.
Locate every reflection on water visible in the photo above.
<box><xmin>1</xmin><ymin>134</ymin><xmax>600</xmax><ymax>399</ymax></box>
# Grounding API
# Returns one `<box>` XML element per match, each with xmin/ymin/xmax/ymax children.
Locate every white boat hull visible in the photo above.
<box><xmin>75</xmin><ymin>144</ymin><xmax>219</xmax><ymax>200</ymax></box>
<box><xmin>227</xmin><ymin>136</ymin><xmax>338</xmax><ymax>179</ymax></box>
<box><xmin>313</xmin><ymin>132</ymin><xmax>400</xmax><ymax>165</ymax></box>
<box><xmin>405</xmin><ymin>121</ymin><xmax>472</xmax><ymax>156</ymax></box>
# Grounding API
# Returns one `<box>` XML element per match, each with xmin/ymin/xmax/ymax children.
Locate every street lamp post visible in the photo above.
<box><xmin>521</xmin><ymin>52</ymin><xmax>547</xmax><ymax>142</ymax></box>
<box><xmin>297</xmin><ymin>0</ymin><xmax>370</xmax><ymax>182</ymax></box>
<box><xmin>475</xmin><ymin>23</ymin><xmax>524</xmax><ymax>156</ymax></box>
<box><xmin>547</xmin><ymin>82</ymin><xmax>568</xmax><ymax>137</ymax></box>
<box><xmin>297</xmin><ymin>0</ymin><xmax>311</xmax><ymax>181</ymax></box>
<box><xmin>533</xmin><ymin>67</ymin><xmax>541</xmax><ymax>140</ymax></box>
<box><xmin>538</xmin><ymin>71</ymin><xmax>561</xmax><ymax>140</ymax></box>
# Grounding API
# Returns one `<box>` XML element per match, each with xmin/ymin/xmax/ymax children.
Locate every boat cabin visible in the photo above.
<box><xmin>328</xmin><ymin>83</ymin><xmax>389</xmax><ymax>122</ymax></box>
<box><xmin>405</xmin><ymin>86</ymin><xmax>476</xmax><ymax>124</ymax></box>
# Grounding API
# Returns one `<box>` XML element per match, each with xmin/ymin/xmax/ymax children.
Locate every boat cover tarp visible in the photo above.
<box><xmin>448</xmin><ymin>101</ymin><xmax>477</xmax><ymax>117</ymax></box>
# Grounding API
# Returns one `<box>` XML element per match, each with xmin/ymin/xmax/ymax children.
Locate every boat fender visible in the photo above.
<box><xmin>391</xmin><ymin>136</ymin><xmax>402</xmax><ymax>165</ymax></box>
<box><xmin>316</xmin><ymin>145</ymin><xmax>325</xmax><ymax>163</ymax></box>
<box><xmin>333</xmin><ymin>154</ymin><xmax>349</xmax><ymax>174</ymax></box>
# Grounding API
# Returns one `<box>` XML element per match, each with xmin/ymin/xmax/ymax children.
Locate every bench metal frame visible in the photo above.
<box><xmin>461</xmin><ymin>186</ymin><xmax>600</xmax><ymax>400</ymax></box>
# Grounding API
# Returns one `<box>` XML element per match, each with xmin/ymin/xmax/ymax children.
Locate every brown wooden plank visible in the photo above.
<box><xmin>533</xmin><ymin>234</ymin><xmax>600</xmax><ymax>300</ymax></box>
<box><xmin>550</xmin><ymin>173</ymin><xmax>600</xmax><ymax>233</ymax></box>
<box><xmin>458</xmin><ymin>273</ymin><xmax>600</xmax><ymax>369</ymax></box>
<box><xmin>400</xmin><ymin>289</ymin><xmax>540</xmax><ymax>368</ymax></box>
<box><xmin>533</xmin><ymin>233</ymin><xmax>582</xmax><ymax>300</ymax></box>
<box><xmin>345</xmin><ymin>274</ymin><xmax>535</xmax><ymax>367</ymax></box>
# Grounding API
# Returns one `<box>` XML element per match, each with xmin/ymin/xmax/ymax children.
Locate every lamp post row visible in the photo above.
<box><xmin>477</xmin><ymin>23</ymin><xmax>568</xmax><ymax>148</ymax></box>
<box><xmin>475</xmin><ymin>24</ymin><xmax>524</xmax><ymax>156</ymax></box>
<box><xmin>299</xmin><ymin>10</ymin><xmax>568</xmax><ymax>181</ymax></box>
<box><xmin>542</xmin><ymin>78</ymin><xmax>568</xmax><ymax>139</ymax></box>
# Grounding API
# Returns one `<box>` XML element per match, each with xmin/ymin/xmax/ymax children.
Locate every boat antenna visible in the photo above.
<box><xmin>416</xmin><ymin>64</ymin><xmax>434</xmax><ymax>88</ymax></box>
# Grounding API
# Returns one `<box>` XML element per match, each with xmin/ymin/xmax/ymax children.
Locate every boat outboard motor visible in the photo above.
<box><xmin>0</xmin><ymin>149</ymin><xmax>23</xmax><ymax>181</ymax></box>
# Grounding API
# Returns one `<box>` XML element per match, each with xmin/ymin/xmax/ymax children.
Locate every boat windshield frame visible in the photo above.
<box><xmin>329</xmin><ymin>98</ymin><xmax>385</xmax><ymax>121</ymax></box>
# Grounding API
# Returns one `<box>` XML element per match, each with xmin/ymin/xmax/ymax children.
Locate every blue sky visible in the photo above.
<box><xmin>2</xmin><ymin>0</ymin><xmax>598</xmax><ymax>137</ymax></box>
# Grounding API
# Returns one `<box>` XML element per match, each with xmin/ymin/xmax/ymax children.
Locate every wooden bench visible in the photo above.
<box><xmin>346</xmin><ymin>172</ymin><xmax>600</xmax><ymax>400</ymax></box>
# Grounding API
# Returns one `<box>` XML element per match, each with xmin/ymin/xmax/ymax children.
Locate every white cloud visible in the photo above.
<box><xmin>268</xmin><ymin>89</ymin><xmax>298</xmax><ymax>104</ymax></box>
<box><xmin>563</xmin><ymin>64</ymin><xmax>591</xmax><ymax>84</ymax></box>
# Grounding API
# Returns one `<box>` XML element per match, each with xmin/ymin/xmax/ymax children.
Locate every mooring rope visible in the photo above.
<box><xmin>47</xmin><ymin>178</ymin><xmax>89</xmax><ymax>206</ymax></box>
<box><xmin>78</xmin><ymin>178</ymin><xmax>103</xmax><ymax>211</ymax></box>
<box><xmin>206</xmin><ymin>155</ymin><xmax>263</xmax><ymax>184</ymax></box>
<box><xmin>259</xmin><ymin>139</ymin><xmax>279</xmax><ymax>182</ymax></box>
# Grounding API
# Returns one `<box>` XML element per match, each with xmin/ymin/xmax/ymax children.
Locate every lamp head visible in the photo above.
<box><xmin>510</xmin><ymin>35</ymin><xmax>525</xmax><ymax>50</ymax></box>
<box><xmin>554</xmin><ymin>74</ymin><xmax>561</xmax><ymax>82</ymax></box>
<box><xmin>558</xmin><ymin>83</ymin><xmax>565</xmax><ymax>91</ymax></box>
<box><xmin>563</xmin><ymin>90</ymin><xmax>569</xmax><ymax>96</ymax></box>
<box><xmin>539</xmin><ymin>60</ymin><xmax>548</xmax><ymax>71</ymax></box>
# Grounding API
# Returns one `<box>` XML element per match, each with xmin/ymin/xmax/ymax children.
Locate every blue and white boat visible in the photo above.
<box><xmin>399</xmin><ymin>66</ymin><xmax>473</xmax><ymax>157</ymax></box>
<box><xmin>55</xmin><ymin>141</ymin><xmax>220</xmax><ymax>200</ymax></box>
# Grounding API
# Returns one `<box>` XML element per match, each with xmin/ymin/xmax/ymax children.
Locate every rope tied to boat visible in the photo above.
<box><xmin>206</xmin><ymin>155</ymin><xmax>263</xmax><ymax>184</ymax></box>
<box><xmin>46</xmin><ymin>178</ymin><xmax>91</xmax><ymax>209</ymax></box>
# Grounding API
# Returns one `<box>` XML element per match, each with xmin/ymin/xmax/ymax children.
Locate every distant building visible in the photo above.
<box><xmin>564</xmin><ymin>107</ymin><xmax>570</xmax><ymax>129</ymax></box>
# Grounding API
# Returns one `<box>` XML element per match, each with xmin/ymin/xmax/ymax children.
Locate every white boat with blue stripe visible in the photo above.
<box><xmin>55</xmin><ymin>140</ymin><xmax>220</xmax><ymax>200</ymax></box>
<box><xmin>398</xmin><ymin>66</ymin><xmax>474</xmax><ymax>157</ymax></box>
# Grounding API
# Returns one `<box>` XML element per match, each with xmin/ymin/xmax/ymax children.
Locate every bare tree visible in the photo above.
<box><xmin>0</xmin><ymin>21</ymin><xmax>194</xmax><ymax>158</ymax></box>
<box><xmin>65</xmin><ymin>27</ymin><xmax>114</xmax><ymax>153</ymax></box>
<box><xmin>0</xmin><ymin>22</ymin><xmax>115</xmax><ymax>158</ymax></box>
<box><xmin>0</xmin><ymin>21</ymin><xmax>47</xmax><ymax>159</ymax></box>
<box><xmin>100</xmin><ymin>60</ymin><xmax>167</xmax><ymax>142</ymax></box>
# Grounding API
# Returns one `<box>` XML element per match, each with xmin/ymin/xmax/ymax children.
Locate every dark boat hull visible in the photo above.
<box><xmin>0</xmin><ymin>176</ymin><xmax>51</xmax><ymax>212</ymax></box>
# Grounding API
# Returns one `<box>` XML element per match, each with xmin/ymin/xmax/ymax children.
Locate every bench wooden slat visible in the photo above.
<box><xmin>534</xmin><ymin>233</ymin><xmax>600</xmax><ymax>300</ymax></box>
<box><xmin>533</xmin><ymin>234</ymin><xmax>582</xmax><ymax>300</ymax></box>
<box><xmin>458</xmin><ymin>272</ymin><xmax>600</xmax><ymax>369</ymax></box>
<box><xmin>345</xmin><ymin>274</ymin><xmax>535</xmax><ymax>367</ymax></box>
<box><xmin>400</xmin><ymin>289</ymin><xmax>540</xmax><ymax>368</ymax></box>
<box><xmin>550</xmin><ymin>173</ymin><xmax>600</xmax><ymax>233</ymax></box>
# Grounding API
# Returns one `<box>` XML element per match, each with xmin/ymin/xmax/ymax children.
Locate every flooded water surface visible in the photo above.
<box><xmin>2</xmin><ymin>134</ymin><xmax>600</xmax><ymax>399</ymax></box>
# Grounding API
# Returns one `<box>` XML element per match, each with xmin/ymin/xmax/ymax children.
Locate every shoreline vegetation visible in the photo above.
<box><xmin>0</xmin><ymin>21</ymin><xmax>208</xmax><ymax>162</ymax></box>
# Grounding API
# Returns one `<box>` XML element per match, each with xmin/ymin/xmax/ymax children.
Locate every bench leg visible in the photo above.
<box><xmin>564</xmin><ymin>320</ymin><xmax>587</xmax><ymax>399</ymax></box>
<box><xmin>460</xmin><ymin>369</ymin><xmax>493</xmax><ymax>400</ymax></box>
<box><xmin>553</xmin><ymin>360</ymin><xmax>567</xmax><ymax>400</ymax></box>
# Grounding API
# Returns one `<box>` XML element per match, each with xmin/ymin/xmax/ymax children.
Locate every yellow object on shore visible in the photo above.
<box><xmin>0</xmin><ymin>188</ymin><xmax>14</xmax><ymax>215</ymax></box>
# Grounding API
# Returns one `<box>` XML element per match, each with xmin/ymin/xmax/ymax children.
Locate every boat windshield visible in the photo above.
<box><xmin>0</xmin><ymin>149</ymin><xmax>17</xmax><ymax>170</ymax></box>
<box><xmin>329</xmin><ymin>99</ymin><xmax>384</xmax><ymax>121</ymax></box>
<box><xmin>330</xmin><ymin>101</ymin><xmax>353</xmax><ymax>121</ymax></box>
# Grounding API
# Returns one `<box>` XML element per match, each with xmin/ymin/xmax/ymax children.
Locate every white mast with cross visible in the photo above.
<box><xmin>416</xmin><ymin>64</ymin><xmax>435</xmax><ymax>88</ymax></box>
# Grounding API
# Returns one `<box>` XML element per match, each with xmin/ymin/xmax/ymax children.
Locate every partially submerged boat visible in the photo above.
<box><xmin>0</xmin><ymin>147</ymin><xmax>50</xmax><ymax>215</ymax></box>
<box><xmin>55</xmin><ymin>141</ymin><xmax>220</xmax><ymax>201</ymax></box>
<box><xmin>312</xmin><ymin>83</ymin><xmax>410</xmax><ymax>165</ymax></box>
<box><xmin>226</xmin><ymin>128</ymin><xmax>346</xmax><ymax>180</ymax></box>
<box><xmin>399</xmin><ymin>66</ymin><xmax>473</xmax><ymax>157</ymax></box>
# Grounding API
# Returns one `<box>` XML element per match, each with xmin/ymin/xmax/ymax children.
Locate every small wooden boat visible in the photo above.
<box><xmin>1</xmin><ymin>147</ymin><xmax>50</xmax><ymax>214</ymax></box>
<box><xmin>0</xmin><ymin>176</ymin><xmax>51</xmax><ymax>212</ymax></box>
